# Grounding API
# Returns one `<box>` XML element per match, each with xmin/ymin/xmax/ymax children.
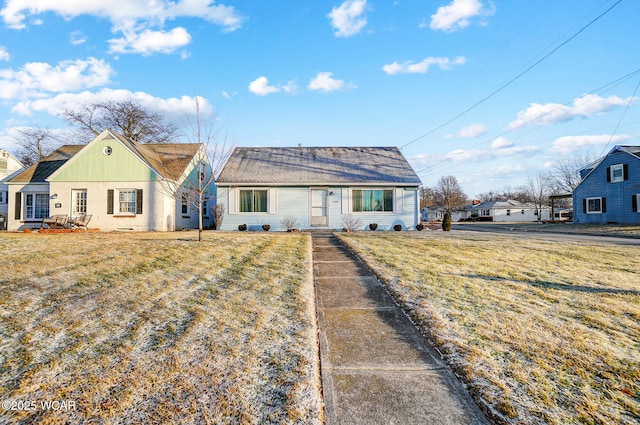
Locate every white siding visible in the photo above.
<box><xmin>218</xmin><ymin>186</ymin><xmax>420</xmax><ymax>231</ymax></box>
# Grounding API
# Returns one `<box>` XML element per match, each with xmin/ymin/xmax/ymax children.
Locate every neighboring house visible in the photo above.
<box><xmin>573</xmin><ymin>145</ymin><xmax>640</xmax><ymax>224</ymax></box>
<box><xmin>216</xmin><ymin>146</ymin><xmax>421</xmax><ymax>231</ymax></box>
<box><xmin>0</xmin><ymin>149</ymin><xmax>25</xmax><ymax>229</ymax></box>
<box><xmin>420</xmin><ymin>206</ymin><xmax>463</xmax><ymax>222</ymax></box>
<box><xmin>7</xmin><ymin>129</ymin><xmax>214</xmax><ymax>231</ymax></box>
<box><xmin>459</xmin><ymin>199</ymin><xmax>550</xmax><ymax>222</ymax></box>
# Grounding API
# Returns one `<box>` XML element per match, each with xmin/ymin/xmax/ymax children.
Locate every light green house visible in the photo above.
<box><xmin>8</xmin><ymin>129</ymin><xmax>214</xmax><ymax>231</ymax></box>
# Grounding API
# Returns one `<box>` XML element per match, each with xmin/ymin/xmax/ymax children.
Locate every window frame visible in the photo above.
<box><xmin>24</xmin><ymin>193</ymin><xmax>49</xmax><ymax>220</ymax></box>
<box><xmin>586</xmin><ymin>197</ymin><xmax>603</xmax><ymax>214</ymax></box>
<box><xmin>610</xmin><ymin>164</ymin><xmax>624</xmax><ymax>183</ymax></box>
<box><xmin>351</xmin><ymin>188</ymin><xmax>394</xmax><ymax>213</ymax></box>
<box><xmin>239</xmin><ymin>189</ymin><xmax>268</xmax><ymax>213</ymax></box>
<box><xmin>117</xmin><ymin>189</ymin><xmax>137</xmax><ymax>215</ymax></box>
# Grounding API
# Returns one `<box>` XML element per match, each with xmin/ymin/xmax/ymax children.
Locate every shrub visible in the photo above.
<box><xmin>212</xmin><ymin>203</ymin><xmax>225</xmax><ymax>230</ymax></box>
<box><xmin>342</xmin><ymin>214</ymin><xmax>363</xmax><ymax>232</ymax></box>
<box><xmin>369</xmin><ymin>223</ymin><xmax>378</xmax><ymax>231</ymax></box>
<box><xmin>262</xmin><ymin>224</ymin><xmax>270</xmax><ymax>231</ymax></box>
<box><xmin>238</xmin><ymin>224</ymin><xmax>247</xmax><ymax>231</ymax></box>
<box><xmin>416</xmin><ymin>223</ymin><xmax>424</xmax><ymax>231</ymax></box>
<box><xmin>442</xmin><ymin>212</ymin><xmax>452</xmax><ymax>231</ymax></box>
<box><xmin>393</xmin><ymin>224</ymin><xmax>402</xmax><ymax>231</ymax></box>
<box><xmin>280</xmin><ymin>215</ymin><xmax>298</xmax><ymax>232</ymax></box>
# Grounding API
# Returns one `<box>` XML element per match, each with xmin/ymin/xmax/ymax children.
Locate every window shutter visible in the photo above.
<box><xmin>624</xmin><ymin>164</ymin><xmax>629</xmax><ymax>181</ymax></box>
<box><xmin>602</xmin><ymin>197</ymin><xmax>606</xmax><ymax>213</ymax></box>
<box><xmin>268</xmin><ymin>188</ymin><xmax>277</xmax><ymax>214</ymax></box>
<box><xmin>582</xmin><ymin>198</ymin><xmax>586</xmax><ymax>214</ymax></box>
<box><xmin>228</xmin><ymin>188</ymin><xmax>237</xmax><ymax>215</ymax></box>
<box><xmin>606</xmin><ymin>167</ymin><xmax>611</xmax><ymax>182</ymax></box>
<box><xmin>14</xmin><ymin>192</ymin><xmax>21</xmax><ymax>220</ymax></box>
<box><xmin>107</xmin><ymin>190</ymin><xmax>114</xmax><ymax>214</ymax></box>
<box><xmin>395</xmin><ymin>188</ymin><xmax>404</xmax><ymax>214</ymax></box>
<box><xmin>136</xmin><ymin>189</ymin><xmax>143</xmax><ymax>214</ymax></box>
<box><xmin>632</xmin><ymin>195</ymin><xmax>638</xmax><ymax>213</ymax></box>
<box><xmin>341</xmin><ymin>188</ymin><xmax>350</xmax><ymax>213</ymax></box>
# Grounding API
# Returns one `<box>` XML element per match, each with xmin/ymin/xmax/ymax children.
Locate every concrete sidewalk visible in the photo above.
<box><xmin>312</xmin><ymin>232</ymin><xmax>489</xmax><ymax>425</ymax></box>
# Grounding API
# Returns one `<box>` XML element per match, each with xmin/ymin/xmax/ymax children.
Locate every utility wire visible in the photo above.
<box><xmin>598</xmin><ymin>76</ymin><xmax>640</xmax><ymax>156</ymax></box>
<box><xmin>400</xmin><ymin>0</ymin><xmax>624</xmax><ymax>150</ymax></box>
<box><xmin>413</xmin><ymin>67</ymin><xmax>640</xmax><ymax>177</ymax></box>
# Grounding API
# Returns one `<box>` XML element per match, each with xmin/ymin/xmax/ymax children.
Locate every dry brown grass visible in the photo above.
<box><xmin>0</xmin><ymin>231</ymin><xmax>321</xmax><ymax>425</ymax></box>
<box><xmin>338</xmin><ymin>231</ymin><xmax>640</xmax><ymax>425</ymax></box>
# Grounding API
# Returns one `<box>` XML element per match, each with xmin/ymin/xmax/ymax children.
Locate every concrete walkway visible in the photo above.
<box><xmin>312</xmin><ymin>231</ymin><xmax>489</xmax><ymax>425</ymax></box>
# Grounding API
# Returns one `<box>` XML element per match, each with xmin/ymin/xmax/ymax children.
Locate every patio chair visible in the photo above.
<box><xmin>70</xmin><ymin>214</ymin><xmax>92</xmax><ymax>229</ymax></box>
<box><xmin>41</xmin><ymin>214</ymin><xmax>68</xmax><ymax>229</ymax></box>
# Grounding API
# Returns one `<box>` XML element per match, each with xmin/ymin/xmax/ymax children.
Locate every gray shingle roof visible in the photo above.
<box><xmin>9</xmin><ymin>145</ymin><xmax>84</xmax><ymax>183</ymax></box>
<box><xmin>217</xmin><ymin>147</ymin><xmax>421</xmax><ymax>185</ymax></box>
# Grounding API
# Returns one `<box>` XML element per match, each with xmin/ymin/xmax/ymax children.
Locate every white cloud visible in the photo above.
<box><xmin>109</xmin><ymin>26</ymin><xmax>192</xmax><ymax>55</ymax></box>
<box><xmin>430</xmin><ymin>0</ymin><xmax>494</xmax><ymax>32</ymax></box>
<box><xmin>327</xmin><ymin>0</ymin><xmax>367</xmax><ymax>37</ymax></box>
<box><xmin>1</xmin><ymin>0</ymin><xmax>244</xmax><ymax>56</ymax></box>
<box><xmin>248</xmin><ymin>76</ymin><xmax>283</xmax><ymax>96</ymax></box>
<box><xmin>382</xmin><ymin>56</ymin><xmax>466</xmax><ymax>75</ymax></box>
<box><xmin>70</xmin><ymin>31</ymin><xmax>88</xmax><ymax>46</ymax></box>
<box><xmin>308</xmin><ymin>72</ymin><xmax>351</xmax><ymax>92</ymax></box>
<box><xmin>508</xmin><ymin>94</ymin><xmax>636</xmax><ymax>129</ymax></box>
<box><xmin>549</xmin><ymin>134</ymin><xmax>630</xmax><ymax>155</ymax></box>
<box><xmin>11</xmin><ymin>88</ymin><xmax>212</xmax><ymax>122</ymax></box>
<box><xmin>0</xmin><ymin>46</ymin><xmax>9</xmax><ymax>61</ymax></box>
<box><xmin>1</xmin><ymin>0</ymin><xmax>244</xmax><ymax>30</ymax></box>
<box><xmin>0</xmin><ymin>57</ymin><xmax>113</xmax><ymax>100</ymax></box>
<box><xmin>446</xmin><ymin>122</ymin><xmax>487</xmax><ymax>139</ymax></box>
<box><xmin>490</xmin><ymin>136</ymin><xmax>513</xmax><ymax>149</ymax></box>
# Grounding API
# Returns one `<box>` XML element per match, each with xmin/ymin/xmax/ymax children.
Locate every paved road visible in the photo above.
<box><xmin>453</xmin><ymin>225</ymin><xmax>640</xmax><ymax>246</ymax></box>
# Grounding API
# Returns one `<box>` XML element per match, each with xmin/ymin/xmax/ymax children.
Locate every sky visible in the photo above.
<box><xmin>0</xmin><ymin>0</ymin><xmax>639</xmax><ymax>197</ymax></box>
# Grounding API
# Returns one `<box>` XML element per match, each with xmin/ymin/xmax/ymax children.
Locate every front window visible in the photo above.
<box><xmin>352</xmin><ymin>189</ymin><xmax>393</xmax><ymax>212</ymax></box>
<box><xmin>119</xmin><ymin>190</ymin><xmax>136</xmax><ymax>214</ymax></box>
<box><xmin>506</xmin><ymin>209</ymin><xmax>511</xmax><ymax>216</ymax></box>
<box><xmin>481</xmin><ymin>209</ymin><xmax>490</xmax><ymax>216</ymax></box>
<box><xmin>610</xmin><ymin>164</ymin><xmax>624</xmax><ymax>183</ymax></box>
<box><xmin>587</xmin><ymin>197</ymin><xmax>602</xmax><ymax>213</ymax></box>
<box><xmin>240</xmin><ymin>190</ymin><xmax>267</xmax><ymax>213</ymax></box>
<box><xmin>25</xmin><ymin>193</ymin><xmax>49</xmax><ymax>219</ymax></box>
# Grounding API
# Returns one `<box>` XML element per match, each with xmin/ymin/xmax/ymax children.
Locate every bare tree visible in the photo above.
<box><xmin>434</xmin><ymin>175</ymin><xmax>467</xmax><ymax>213</ymax></box>
<box><xmin>549</xmin><ymin>152</ymin><xmax>597</xmax><ymax>194</ymax></box>
<box><xmin>14</xmin><ymin>127</ymin><xmax>58</xmax><ymax>166</ymax></box>
<box><xmin>158</xmin><ymin>99</ymin><xmax>232</xmax><ymax>241</ymax></box>
<box><xmin>526</xmin><ymin>173</ymin><xmax>553</xmax><ymax>221</ymax></box>
<box><xmin>62</xmin><ymin>99</ymin><xmax>179</xmax><ymax>144</ymax></box>
<box><xmin>476</xmin><ymin>185</ymin><xmax>530</xmax><ymax>203</ymax></box>
<box><xmin>419</xmin><ymin>186</ymin><xmax>436</xmax><ymax>209</ymax></box>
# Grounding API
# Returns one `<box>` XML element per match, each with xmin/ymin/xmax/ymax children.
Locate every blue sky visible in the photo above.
<box><xmin>0</xmin><ymin>0</ymin><xmax>639</xmax><ymax>196</ymax></box>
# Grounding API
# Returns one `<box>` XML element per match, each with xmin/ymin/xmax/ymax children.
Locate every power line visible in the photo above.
<box><xmin>400</xmin><ymin>0</ymin><xmax>624</xmax><ymax>150</ymax></box>
<box><xmin>413</xmin><ymin>67</ymin><xmax>640</xmax><ymax>177</ymax></box>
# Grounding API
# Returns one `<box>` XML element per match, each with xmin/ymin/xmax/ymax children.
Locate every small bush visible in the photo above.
<box><xmin>238</xmin><ymin>224</ymin><xmax>247</xmax><ymax>231</ymax></box>
<box><xmin>262</xmin><ymin>224</ymin><xmax>270</xmax><ymax>231</ymax></box>
<box><xmin>416</xmin><ymin>223</ymin><xmax>424</xmax><ymax>231</ymax></box>
<box><xmin>280</xmin><ymin>215</ymin><xmax>298</xmax><ymax>232</ymax></box>
<box><xmin>212</xmin><ymin>203</ymin><xmax>225</xmax><ymax>230</ymax></box>
<box><xmin>442</xmin><ymin>212</ymin><xmax>452</xmax><ymax>231</ymax></box>
<box><xmin>393</xmin><ymin>224</ymin><xmax>402</xmax><ymax>231</ymax></box>
<box><xmin>342</xmin><ymin>214</ymin><xmax>363</xmax><ymax>232</ymax></box>
<box><xmin>369</xmin><ymin>223</ymin><xmax>378</xmax><ymax>231</ymax></box>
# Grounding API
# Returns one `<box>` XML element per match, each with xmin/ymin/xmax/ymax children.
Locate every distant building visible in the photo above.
<box><xmin>0</xmin><ymin>149</ymin><xmax>25</xmax><ymax>229</ymax></box>
<box><xmin>459</xmin><ymin>199</ymin><xmax>550</xmax><ymax>222</ymax></box>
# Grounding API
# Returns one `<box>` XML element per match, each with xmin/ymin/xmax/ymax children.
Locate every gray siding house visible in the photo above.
<box><xmin>573</xmin><ymin>145</ymin><xmax>640</xmax><ymax>224</ymax></box>
<box><xmin>216</xmin><ymin>146</ymin><xmax>421</xmax><ymax>231</ymax></box>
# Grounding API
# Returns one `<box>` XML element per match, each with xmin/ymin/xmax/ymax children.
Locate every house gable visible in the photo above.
<box><xmin>48</xmin><ymin>131</ymin><xmax>158</xmax><ymax>183</ymax></box>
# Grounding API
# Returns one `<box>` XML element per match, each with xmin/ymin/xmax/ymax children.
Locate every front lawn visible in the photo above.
<box><xmin>0</xmin><ymin>232</ymin><xmax>321</xmax><ymax>424</ymax></box>
<box><xmin>339</xmin><ymin>231</ymin><xmax>640</xmax><ymax>425</ymax></box>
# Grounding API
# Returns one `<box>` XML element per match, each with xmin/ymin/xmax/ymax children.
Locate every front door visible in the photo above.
<box><xmin>71</xmin><ymin>189</ymin><xmax>87</xmax><ymax>216</ymax></box>
<box><xmin>310</xmin><ymin>189</ymin><xmax>328</xmax><ymax>227</ymax></box>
